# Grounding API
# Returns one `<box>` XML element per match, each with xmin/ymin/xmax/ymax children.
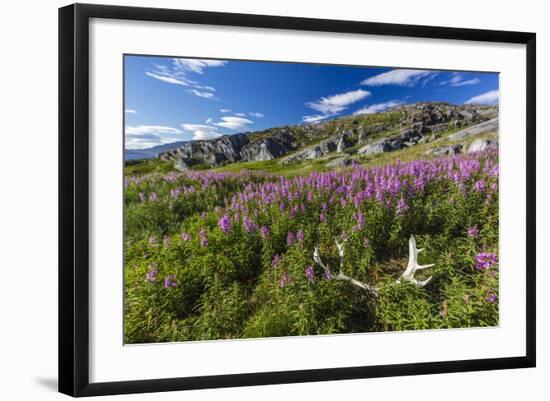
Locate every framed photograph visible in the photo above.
<box><xmin>59</xmin><ymin>3</ymin><xmax>536</xmax><ymax>397</ymax></box>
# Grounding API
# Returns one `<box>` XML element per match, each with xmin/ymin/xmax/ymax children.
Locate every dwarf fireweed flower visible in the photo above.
<box><xmin>396</xmin><ymin>197</ymin><xmax>407</xmax><ymax>215</ymax></box>
<box><xmin>475</xmin><ymin>252</ymin><xmax>498</xmax><ymax>270</ymax></box>
<box><xmin>149</xmin><ymin>192</ymin><xmax>158</xmax><ymax>202</ymax></box>
<box><xmin>181</xmin><ymin>232</ymin><xmax>191</xmax><ymax>242</ymax></box>
<box><xmin>243</xmin><ymin>216</ymin><xmax>257</xmax><ymax>232</ymax></box>
<box><xmin>473</xmin><ymin>180</ymin><xmax>486</xmax><ymax>192</ymax></box>
<box><xmin>319</xmin><ymin>213</ymin><xmax>326</xmax><ymax>223</ymax></box>
<box><xmin>486</xmin><ymin>293</ymin><xmax>497</xmax><ymax>303</ymax></box>
<box><xmin>271</xmin><ymin>254</ymin><xmax>282</xmax><ymax>268</ymax></box>
<box><xmin>467</xmin><ymin>225</ymin><xmax>479</xmax><ymax>238</ymax></box>
<box><xmin>260</xmin><ymin>225</ymin><xmax>270</xmax><ymax>238</ymax></box>
<box><xmin>279</xmin><ymin>271</ymin><xmax>291</xmax><ymax>288</ymax></box>
<box><xmin>296</xmin><ymin>230</ymin><xmax>305</xmax><ymax>243</ymax></box>
<box><xmin>163</xmin><ymin>274</ymin><xmax>177</xmax><ymax>289</ymax></box>
<box><xmin>199</xmin><ymin>228</ymin><xmax>208</xmax><ymax>247</ymax></box>
<box><xmin>218</xmin><ymin>214</ymin><xmax>232</xmax><ymax>234</ymax></box>
<box><xmin>138</xmin><ymin>192</ymin><xmax>146</xmax><ymax>202</ymax></box>
<box><xmin>287</xmin><ymin>231</ymin><xmax>296</xmax><ymax>246</ymax></box>
<box><xmin>305</xmin><ymin>266</ymin><xmax>315</xmax><ymax>283</ymax></box>
<box><xmin>324</xmin><ymin>268</ymin><xmax>333</xmax><ymax>280</ymax></box>
<box><xmin>145</xmin><ymin>263</ymin><xmax>158</xmax><ymax>282</ymax></box>
<box><xmin>148</xmin><ymin>236</ymin><xmax>157</xmax><ymax>244</ymax></box>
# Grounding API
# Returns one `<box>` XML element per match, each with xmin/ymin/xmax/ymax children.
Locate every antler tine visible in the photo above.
<box><xmin>399</xmin><ymin>235</ymin><xmax>434</xmax><ymax>286</ymax></box>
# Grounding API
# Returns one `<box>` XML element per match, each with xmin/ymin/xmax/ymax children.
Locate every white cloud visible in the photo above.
<box><xmin>213</xmin><ymin>116</ymin><xmax>253</xmax><ymax>131</ymax></box>
<box><xmin>302</xmin><ymin>89</ymin><xmax>370</xmax><ymax>123</ymax></box>
<box><xmin>235</xmin><ymin>112</ymin><xmax>246</xmax><ymax>117</ymax></box>
<box><xmin>187</xmin><ymin>89</ymin><xmax>216</xmax><ymax>99</ymax></box>
<box><xmin>220</xmin><ymin>108</ymin><xmax>231</xmax><ymax>113</ymax></box>
<box><xmin>302</xmin><ymin>114</ymin><xmax>331</xmax><ymax>123</ymax></box>
<box><xmin>145</xmin><ymin>71</ymin><xmax>190</xmax><ymax>86</ymax></box>
<box><xmin>173</xmin><ymin>58</ymin><xmax>227</xmax><ymax>74</ymax></box>
<box><xmin>353</xmin><ymin>100</ymin><xmax>403</xmax><ymax>115</ymax></box>
<box><xmin>206</xmin><ymin>118</ymin><xmax>213</xmax><ymax>124</ymax></box>
<box><xmin>125</xmin><ymin>125</ymin><xmax>182</xmax><ymax>135</ymax></box>
<box><xmin>145</xmin><ymin>58</ymin><xmax>226</xmax><ymax>99</ymax></box>
<box><xmin>249</xmin><ymin>112</ymin><xmax>264</xmax><ymax>118</ymax></box>
<box><xmin>125</xmin><ymin>109</ymin><xmax>137</xmax><ymax>114</ymax></box>
<box><xmin>440</xmin><ymin>73</ymin><xmax>481</xmax><ymax>87</ymax></box>
<box><xmin>465</xmin><ymin>90</ymin><xmax>499</xmax><ymax>105</ymax></box>
<box><xmin>452</xmin><ymin>78</ymin><xmax>481</xmax><ymax>87</ymax></box>
<box><xmin>125</xmin><ymin>125</ymin><xmax>183</xmax><ymax>149</ymax></box>
<box><xmin>361</xmin><ymin>69</ymin><xmax>436</xmax><ymax>87</ymax></box>
<box><xmin>306</xmin><ymin>89</ymin><xmax>371</xmax><ymax>115</ymax></box>
<box><xmin>181</xmin><ymin>124</ymin><xmax>221</xmax><ymax>140</ymax></box>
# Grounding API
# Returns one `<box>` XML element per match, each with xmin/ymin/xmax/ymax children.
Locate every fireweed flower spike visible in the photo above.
<box><xmin>271</xmin><ymin>254</ymin><xmax>282</xmax><ymax>268</ymax></box>
<box><xmin>279</xmin><ymin>271</ymin><xmax>291</xmax><ymax>288</ymax></box>
<box><xmin>287</xmin><ymin>231</ymin><xmax>296</xmax><ymax>246</ymax></box>
<box><xmin>218</xmin><ymin>214</ymin><xmax>232</xmax><ymax>234</ymax></box>
<box><xmin>199</xmin><ymin>228</ymin><xmax>208</xmax><ymax>247</ymax></box>
<box><xmin>475</xmin><ymin>252</ymin><xmax>498</xmax><ymax>270</ymax></box>
<box><xmin>305</xmin><ymin>266</ymin><xmax>315</xmax><ymax>283</ymax></box>
<box><xmin>260</xmin><ymin>225</ymin><xmax>270</xmax><ymax>238</ymax></box>
<box><xmin>467</xmin><ymin>225</ymin><xmax>479</xmax><ymax>238</ymax></box>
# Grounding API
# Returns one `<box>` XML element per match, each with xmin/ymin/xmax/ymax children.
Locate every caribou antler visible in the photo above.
<box><xmin>397</xmin><ymin>236</ymin><xmax>434</xmax><ymax>286</ymax></box>
<box><xmin>313</xmin><ymin>235</ymin><xmax>434</xmax><ymax>292</ymax></box>
<box><xmin>314</xmin><ymin>238</ymin><xmax>378</xmax><ymax>294</ymax></box>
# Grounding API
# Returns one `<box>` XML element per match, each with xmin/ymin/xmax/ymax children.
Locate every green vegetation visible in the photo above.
<box><xmin>124</xmin><ymin>147</ymin><xmax>499</xmax><ymax>343</ymax></box>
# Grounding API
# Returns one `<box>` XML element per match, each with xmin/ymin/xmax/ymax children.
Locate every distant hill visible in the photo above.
<box><xmin>156</xmin><ymin>102</ymin><xmax>498</xmax><ymax>171</ymax></box>
<box><xmin>125</xmin><ymin>141</ymin><xmax>189</xmax><ymax>161</ymax></box>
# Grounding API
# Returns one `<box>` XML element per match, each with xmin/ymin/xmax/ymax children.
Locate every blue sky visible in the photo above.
<box><xmin>124</xmin><ymin>55</ymin><xmax>499</xmax><ymax>149</ymax></box>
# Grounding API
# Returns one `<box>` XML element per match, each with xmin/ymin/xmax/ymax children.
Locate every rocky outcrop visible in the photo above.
<box><xmin>428</xmin><ymin>144</ymin><xmax>464</xmax><ymax>156</ymax></box>
<box><xmin>467</xmin><ymin>138</ymin><xmax>498</xmax><ymax>153</ymax></box>
<box><xmin>446</xmin><ymin>118</ymin><xmax>499</xmax><ymax>141</ymax></box>
<box><xmin>357</xmin><ymin>139</ymin><xmax>394</xmax><ymax>156</ymax></box>
<box><xmin>156</xmin><ymin>103</ymin><xmax>499</xmax><ymax>169</ymax></box>
<box><xmin>280</xmin><ymin>131</ymin><xmax>352</xmax><ymax>164</ymax></box>
<box><xmin>326</xmin><ymin>156</ymin><xmax>352</xmax><ymax>168</ymax></box>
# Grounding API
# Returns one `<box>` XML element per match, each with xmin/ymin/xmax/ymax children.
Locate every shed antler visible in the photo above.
<box><xmin>397</xmin><ymin>236</ymin><xmax>434</xmax><ymax>286</ymax></box>
<box><xmin>314</xmin><ymin>238</ymin><xmax>378</xmax><ymax>294</ymax></box>
<box><xmin>313</xmin><ymin>235</ymin><xmax>434</xmax><ymax>293</ymax></box>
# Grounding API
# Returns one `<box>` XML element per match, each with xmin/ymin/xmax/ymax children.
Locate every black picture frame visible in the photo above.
<box><xmin>59</xmin><ymin>3</ymin><xmax>536</xmax><ymax>397</ymax></box>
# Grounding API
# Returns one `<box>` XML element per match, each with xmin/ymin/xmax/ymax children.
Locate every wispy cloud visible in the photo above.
<box><xmin>465</xmin><ymin>90</ymin><xmax>499</xmax><ymax>105</ymax></box>
<box><xmin>353</xmin><ymin>100</ymin><xmax>403</xmax><ymax>115</ymax></box>
<box><xmin>214</xmin><ymin>116</ymin><xmax>253</xmax><ymax>131</ymax></box>
<box><xmin>125</xmin><ymin>109</ymin><xmax>137</xmax><ymax>114</ymax></box>
<box><xmin>361</xmin><ymin>69</ymin><xmax>436</xmax><ymax>87</ymax></box>
<box><xmin>220</xmin><ymin>108</ymin><xmax>231</xmax><ymax>113</ymax></box>
<box><xmin>235</xmin><ymin>112</ymin><xmax>246</xmax><ymax>117</ymax></box>
<box><xmin>187</xmin><ymin>89</ymin><xmax>216</xmax><ymax>99</ymax></box>
<box><xmin>125</xmin><ymin>125</ymin><xmax>183</xmax><ymax>149</ymax></box>
<box><xmin>181</xmin><ymin>124</ymin><xmax>221</xmax><ymax>140</ymax></box>
<box><xmin>145</xmin><ymin>58</ymin><xmax>227</xmax><ymax>100</ymax></box>
<box><xmin>303</xmin><ymin>89</ymin><xmax>371</xmax><ymax>123</ymax></box>
<box><xmin>249</xmin><ymin>112</ymin><xmax>264</xmax><ymax>118</ymax></box>
<box><xmin>302</xmin><ymin>114</ymin><xmax>332</xmax><ymax>123</ymax></box>
<box><xmin>440</xmin><ymin>72</ymin><xmax>481</xmax><ymax>87</ymax></box>
<box><xmin>173</xmin><ymin>59</ymin><xmax>227</xmax><ymax>74</ymax></box>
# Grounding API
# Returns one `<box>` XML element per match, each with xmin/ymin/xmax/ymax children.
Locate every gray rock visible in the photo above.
<box><xmin>429</xmin><ymin>144</ymin><xmax>463</xmax><ymax>156</ymax></box>
<box><xmin>357</xmin><ymin>139</ymin><xmax>393</xmax><ymax>156</ymax></box>
<box><xmin>467</xmin><ymin>138</ymin><xmax>498</xmax><ymax>153</ymax></box>
<box><xmin>447</xmin><ymin>118</ymin><xmax>499</xmax><ymax>141</ymax></box>
<box><xmin>326</xmin><ymin>156</ymin><xmax>352</xmax><ymax>168</ymax></box>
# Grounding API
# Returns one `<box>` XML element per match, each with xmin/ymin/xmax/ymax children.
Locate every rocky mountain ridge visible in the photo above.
<box><xmin>157</xmin><ymin>102</ymin><xmax>498</xmax><ymax>171</ymax></box>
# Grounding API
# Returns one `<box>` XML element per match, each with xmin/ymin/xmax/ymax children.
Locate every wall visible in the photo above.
<box><xmin>0</xmin><ymin>0</ymin><xmax>546</xmax><ymax>399</ymax></box>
